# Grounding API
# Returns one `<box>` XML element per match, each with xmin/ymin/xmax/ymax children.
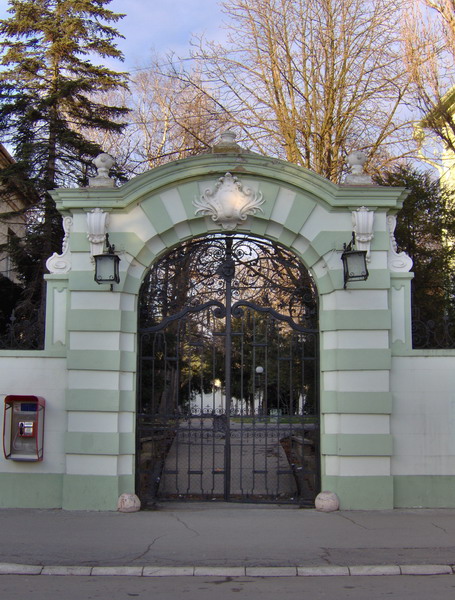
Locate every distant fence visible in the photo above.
<box><xmin>412</xmin><ymin>309</ymin><xmax>455</xmax><ymax>350</ymax></box>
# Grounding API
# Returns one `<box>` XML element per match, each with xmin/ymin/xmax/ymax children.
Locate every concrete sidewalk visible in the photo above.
<box><xmin>0</xmin><ymin>504</ymin><xmax>454</xmax><ymax>577</ymax></box>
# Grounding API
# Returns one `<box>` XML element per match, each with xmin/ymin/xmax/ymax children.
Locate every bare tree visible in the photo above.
<box><xmin>84</xmin><ymin>57</ymin><xmax>230</xmax><ymax>176</ymax></box>
<box><xmin>170</xmin><ymin>0</ymin><xmax>416</xmax><ymax>182</ymax></box>
<box><xmin>404</xmin><ymin>1</ymin><xmax>455</xmax><ymax>164</ymax></box>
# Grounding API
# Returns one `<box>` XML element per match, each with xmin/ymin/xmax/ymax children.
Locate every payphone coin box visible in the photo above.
<box><xmin>3</xmin><ymin>396</ymin><xmax>45</xmax><ymax>461</ymax></box>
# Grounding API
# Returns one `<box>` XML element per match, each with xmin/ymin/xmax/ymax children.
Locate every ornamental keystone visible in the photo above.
<box><xmin>193</xmin><ymin>172</ymin><xmax>264</xmax><ymax>230</ymax></box>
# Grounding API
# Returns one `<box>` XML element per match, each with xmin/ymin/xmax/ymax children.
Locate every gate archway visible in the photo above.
<box><xmin>136</xmin><ymin>233</ymin><xmax>319</xmax><ymax>506</ymax></box>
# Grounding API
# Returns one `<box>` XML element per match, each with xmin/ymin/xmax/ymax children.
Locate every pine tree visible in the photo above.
<box><xmin>0</xmin><ymin>0</ymin><xmax>129</xmax><ymax>347</ymax></box>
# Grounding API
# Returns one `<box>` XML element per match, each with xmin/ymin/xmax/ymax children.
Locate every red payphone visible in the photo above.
<box><xmin>3</xmin><ymin>396</ymin><xmax>45</xmax><ymax>461</ymax></box>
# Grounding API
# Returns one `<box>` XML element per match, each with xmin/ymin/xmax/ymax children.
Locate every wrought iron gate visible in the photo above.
<box><xmin>137</xmin><ymin>234</ymin><xmax>319</xmax><ymax>506</ymax></box>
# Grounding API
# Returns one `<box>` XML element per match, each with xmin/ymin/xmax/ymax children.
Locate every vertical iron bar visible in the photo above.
<box><xmin>223</xmin><ymin>237</ymin><xmax>233</xmax><ymax>501</ymax></box>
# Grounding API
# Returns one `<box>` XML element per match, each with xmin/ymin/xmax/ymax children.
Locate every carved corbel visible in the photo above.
<box><xmin>352</xmin><ymin>206</ymin><xmax>374</xmax><ymax>262</ymax></box>
<box><xmin>87</xmin><ymin>208</ymin><xmax>109</xmax><ymax>258</ymax></box>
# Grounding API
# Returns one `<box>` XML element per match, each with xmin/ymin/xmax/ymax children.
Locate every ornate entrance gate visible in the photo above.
<box><xmin>136</xmin><ymin>234</ymin><xmax>319</xmax><ymax>506</ymax></box>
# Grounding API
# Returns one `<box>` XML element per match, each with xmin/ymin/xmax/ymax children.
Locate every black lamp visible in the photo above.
<box><xmin>94</xmin><ymin>233</ymin><xmax>120</xmax><ymax>288</ymax></box>
<box><xmin>341</xmin><ymin>232</ymin><xmax>368</xmax><ymax>288</ymax></box>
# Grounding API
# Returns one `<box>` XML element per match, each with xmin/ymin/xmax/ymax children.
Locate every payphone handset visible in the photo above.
<box><xmin>18</xmin><ymin>421</ymin><xmax>35</xmax><ymax>438</ymax></box>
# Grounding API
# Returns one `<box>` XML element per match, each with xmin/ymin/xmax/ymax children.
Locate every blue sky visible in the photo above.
<box><xmin>0</xmin><ymin>0</ymin><xmax>225</xmax><ymax>70</ymax></box>
<box><xmin>110</xmin><ymin>0</ymin><xmax>225</xmax><ymax>68</ymax></box>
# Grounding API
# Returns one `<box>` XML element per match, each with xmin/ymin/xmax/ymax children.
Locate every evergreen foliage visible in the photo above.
<box><xmin>0</xmin><ymin>0</ymin><xmax>129</xmax><ymax>346</ymax></box>
<box><xmin>374</xmin><ymin>165</ymin><xmax>455</xmax><ymax>322</ymax></box>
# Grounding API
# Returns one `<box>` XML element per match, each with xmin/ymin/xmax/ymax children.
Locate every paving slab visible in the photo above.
<box><xmin>143</xmin><ymin>566</ymin><xmax>194</xmax><ymax>576</ymax></box>
<box><xmin>400</xmin><ymin>564</ymin><xmax>453</xmax><ymax>575</ymax></box>
<box><xmin>349</xmin><ymin>565</ymin><xmax>401</xmax><ymax>576</ymax></box>
<box><xmin>194</xmin><ymin>566</ymin><xmax>246</xmax><ymax>577</ymax></box>
<box><xmin>246</xmin><ymin>567</ymin><xmax>298</xmax><ymax>577</ymax></box>
<box><xmin>41</xmin><ymin>566</ymin><xmax>93</xmax><ymax>576</ymax></box>
<box><xmin>297</xmin><ymin>566</ymin><xmax>350</xmax><ymax>577</ymax></box>
<box><xmin>91</xmin><ymin>566</ymin><xmax>144</xmax><ymax>576</ymax></box>
<box><xmin>0</xmin><ymin>563</ymin><xmax>42</xmax><ymax>575</ymax></box>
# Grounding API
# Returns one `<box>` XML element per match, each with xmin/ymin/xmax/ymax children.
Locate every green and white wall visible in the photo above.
<box><xmin>1</xmin><ymin>147</ymin><xmax>454</xmax><ymax>510</ymax></box>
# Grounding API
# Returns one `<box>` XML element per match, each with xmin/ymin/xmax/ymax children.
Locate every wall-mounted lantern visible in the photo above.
<box><xmin>94</xmin><ymin>233</ymin><xmax>120</xmax><ymax>289</ymax></box>
<box><xmin>341</xmin><ymin>232</ymin><xmax>368</xmax><ymax>288</ymax></box>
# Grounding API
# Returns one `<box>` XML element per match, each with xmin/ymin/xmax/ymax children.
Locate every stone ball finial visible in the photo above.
<box><xmin>315</xmin><ymin>491</ymin><xmax>340</xmax><ymax>512</ymax></box>
<box><xmin>117</xmin><ymin>493</ymin><xmax>141</xmax><ymax>513</ymax></box>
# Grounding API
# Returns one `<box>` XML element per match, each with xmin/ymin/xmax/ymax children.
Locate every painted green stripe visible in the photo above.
<box><xmin>320</xmin><ymin>310</ymin><xmax>391</xmax><ymax>331</ymax></box>
<box><xmin>321</xmin><ymin>475</ymin><xmax>393</xmax><ymax>509</ymax></box>
<box><xmin>313</xmin><ymin>271</ymin><xmax>336</xmax><ymax>294</ymax></box>
<box><xmin>109</xmin><ymin>232</ymin><xmax>145</xmax><ymax>258</ymax></box>
<box><xmin>62</xmin><ymin>474</ymin><xmax>120</xmax><ymax>510</ymax></box>
<box><xmin>394</xmin><ymin>476</ymin><xmax>455</xmax><ymax>508</ymax></box>
<box><xmin>120</xmin><ymin>391</ymin><xmax>136</xmax><ymax>411</ymax></box>
<box><xmin>68</xmin><ymin>271</ymin><xmax>101</xmax><ymax>291</ymax></box>
<box><xmin>65</xmin><ymin>432</ymin><xmax>120</xmax><ymax>454</ymax></box>
<box><xmin>293</xmin><ymin>244</ymin><xmax>321</xmax><ymax>269</ymax></box>
<box><xmin>141</xmin><ymin>196</ymin><xmax>174</xmax><ymax>232</ymax></box>
<box><xmin>321</xmin><ymin>349</ymin><xmax>391</xmax><ymax>371</ymax></box>
<box><xmin>189</xmin><ymin>218</ymin><xmax>214</xmax><ymax>237</ymax></box>
<box><xmin>321</xmin><ymin>392</ymin><xmax>393</xmax><ymax>414</ymax></box>
<box><xmin>122</xmin><ymin>273</ymin><xmax>145</xmax><ymax>295</ymax></box>
<box><xmin>176</xmin><ymin>181</ymin><xmax>203</xmax><ymax>219</ymax></box>
<box><xmin>274</xmin><ymin>229</ymin><xmax>297</xmax><ymax>248</ymax></box>
<box><xmin>311</xmin><ymin>231</ymin><xmax>348</xmax><ymax>257</ymax></box>
<box><xmin>360</xmin><ymin>271</ymin><xmax>391</xmax><ymax>289</ymax></box>
<box><xmin>120</xmin><ymin>351</ymin><xmax>137</xmax><ymax>371</ymax></box>
<box><xmin>136</xmin><ymin>245</ymin><xmax>158</xmax><ymax>267</ymax></box>
<box><xmin>67</xmin><ymin>349</ymin><xmax>121</xmax><ymax>371</ymax></box>
<box><xmin>160</xmin><ymin>227</ymin><xmax>181</xmax><ymax>248</ymax></box>
<box><xmin>120</xmin><ymin>433</ymin><xmax>135</xmax><ymax>454</ymax></box>
<box><xmin>119</xmin><ymin>474</ymin><xmax>135</xmax><ymax>497</ymax></box>
<box><xmin>66</xmin><ymin>389</ymin><xmax>121</xmax><ymax>411</ymax></box>
<box><xmin>321</xmin><ymin>434</ymin><xmax>393</xmax><ymax>456</ymax></box>
<box><xmin>254</xmin><ymin>181</ymin><xmax>280</xmax><ymax>221</ymax></box>
<box><xmin>249</xmin><ymin>219</ymin><xmax>269</xmax><ymax>237</ymax></box>
<box><xmin>68</xmin><ymin>310</ymin><xmax>121</xmax><ymax>331</ymax></box>
<box><xmin>67</xmin><ymin>352</ymin><xmax>134</xmax><ymax>374</ymax></box>
<box><xmin>0</xmin><ymin>473</ymin><xmax>63</xmax><ymax>508</ymax></box>
<box><xmin>283</xmin><ymin>194</ymin><xmax>317</xmax><ymax>233</ymax></box>
<box><xmin>121</xmin><ymin>311</ymin><xmax>138</xmax><ymax>332</ymax></box>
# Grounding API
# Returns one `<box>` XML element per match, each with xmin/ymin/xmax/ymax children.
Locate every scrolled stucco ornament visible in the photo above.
<box><xmin>193</xmin><ymin>172</ymin><xmax>264</xmax><ymax>230</ymax></box>
<box><xmin>387</xmin><ymin>215</ymin><xmax>413</xmax><ymax>272</ymax></box>
<box><xmin>46</xmin><ymin>216</ymin><xmax>73</xmax><ymax>274</ymax></box>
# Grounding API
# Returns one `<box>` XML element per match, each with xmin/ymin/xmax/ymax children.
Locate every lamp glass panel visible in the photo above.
<box><xmin>342</xmin><ymin>250</ymin><xmax>368</xmax><ymax>283</ymax></box>
<box><xmin>94</xmin><ymin>254</ymin><xmax>120</xmax><ymax>283</ymax></box>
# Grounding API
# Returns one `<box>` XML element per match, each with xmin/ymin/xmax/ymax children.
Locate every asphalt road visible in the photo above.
<box><xmin>2</xmin><ymin>574</ymin><xmax>455</xmax><ymax>600</ymax></box>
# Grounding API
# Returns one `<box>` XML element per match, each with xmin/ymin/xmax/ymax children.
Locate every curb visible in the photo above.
<box><xmin>0</xmin><ymin>563</ymin><xmax>454</xmax><ymax>577</ymax></box>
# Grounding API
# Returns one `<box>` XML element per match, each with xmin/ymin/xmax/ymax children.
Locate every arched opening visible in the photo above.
<box><xmin>136</xmin><ymin>234</ymin><xmax>320</xmax><ymax>506</ymax></box>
